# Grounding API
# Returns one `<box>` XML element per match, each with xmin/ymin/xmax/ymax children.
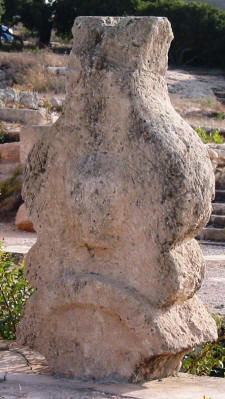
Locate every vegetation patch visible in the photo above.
<box><xmin>139</xmin><ymin>0</ymin><xmax>225</xmax><ymax>68</ymax></box>
<box><xmin>195</xmin><ymin>127</ymin><xmax>224</xmax><ymax>144</ymax></box>
<box><xmin>182</xmin><ymin>315</ymin><xmax>225</xmax><ymax>377</ymax></box>
<box><xmin>0</xmin><ymin>241</ymin><xmax>34</xmax><ymax>340</ymax></box>
<box><xmin>0</xmin><ymin>51</ymin><xmax>68</xmax><ymax>93</ymax></box>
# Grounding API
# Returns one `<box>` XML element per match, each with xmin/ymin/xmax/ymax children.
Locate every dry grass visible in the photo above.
<box><xmin>169</xmin><ymin>94</ymin><xmax>225</xmax><ymax>129</ymax></box>
<box><xmin>170</xmin><ymin>94</ymin><xmax>225</xmax><ymax>113</ymax></box>
<box><xmin>0</xmin><ymin>50</ymin><xmax>69</xmax><ymax>94</ymax></box>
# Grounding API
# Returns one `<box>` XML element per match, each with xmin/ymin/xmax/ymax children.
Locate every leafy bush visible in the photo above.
<box><xmin>0</xmin><ymin>241</ymin><xmax>34</xmax><ymax>339</ymax></box>
<box><xmin>195</xmin><ymin>127</ymin><xmax>224</xmax><ymax>144</ymax></box>
<box><xmin>140</xmin><ymin>0</ymin><xmax>225</xmax><ymax>67</ymax></box>
<box><xmin>182</xmin><ymin>315</ymin><xmax>225</xmax><ymax>377</ymax></box>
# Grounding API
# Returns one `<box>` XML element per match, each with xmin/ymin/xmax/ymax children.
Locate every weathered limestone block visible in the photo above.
<box><xmin>17</xmin><ymin>17</ymin><xmax>217</xmax><ymax>382</ymax></box>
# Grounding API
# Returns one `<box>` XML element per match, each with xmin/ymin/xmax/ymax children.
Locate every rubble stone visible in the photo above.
<box><xmin>0</xmin><ymin>87</ymin><xmax>17</xmax><ymax>105</ymax></box>
<box><xmin>15</xmin><ymin>203</ymin><xmax>35</xmax><ymax>232</ymax></box>
<box><xmin>19</xmin><ymin>91</ymin><xmax>39</xmax><ymax>110</ymax></box>
<box><xmin>17</xmin><ymin>16</ymin><xmax>217</xmax><ymax>382</ymax></box>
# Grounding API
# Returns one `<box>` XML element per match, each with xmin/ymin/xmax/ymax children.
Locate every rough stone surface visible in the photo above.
<box><xmin>20</xmin><ymin>125</ymin><xmax>52</xmax><ymax>167</ymax></box>
<box><xmin>0</xmin><ymin>88</ymin><xmax>39</xmax><ymax>109</ymax></box>
<box><xmin>208</xmin><ymin>143</ymin><xmax>225</xmax><ymax>167</ymax></box>
<box><xmin>0</xmin><ymin>88</ymin><xmax>18</xmax><ymax>105</ymax></box>
<box><xmin>19</xmin><ymin>91</ymin><xmax>39</xmax><ymax>110</ymax></box>
<box><xmin>15</xmin><ymin>203</ymin><xmax>35</xmax><ymax>232</ymax></box>
<box><xmin>50</xmin><ymin>96</ymin><xmax>63</xmax><ymax>108</ymax></box>
<box><xmin>17</xmin><ymin>17</ymin><xmax>217</xmax><ymax>382</ymax></box>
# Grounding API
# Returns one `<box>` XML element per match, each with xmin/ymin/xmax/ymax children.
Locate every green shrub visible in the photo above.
<box><xmin>216</xmin><ymin>111</ymin><xmax>224</xmax><ymax>121</ymax></box>
<box><xmin>0</xmin><ymin>241</ymin><xmax>34</xmax><ymax>340</ymax></box>
<box><xmin>182</xmin><ymin>314</ymin><xmax>225</xmax><ymax>377</ymax></box>
<box><xmin>195</xmin><ymin>127</ymin><xmax>224</xmax><ymax>144</ymax></box>
<box><xmin>139</xmin><ymin>0</ymin><xmax>225</xmax><ymax>67</ymax></box>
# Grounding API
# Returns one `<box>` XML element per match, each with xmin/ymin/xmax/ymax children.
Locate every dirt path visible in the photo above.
<box><xmin>0</xmin><ymin>222</ymin><xmax>36</xmax><ymax>254</ymax></box>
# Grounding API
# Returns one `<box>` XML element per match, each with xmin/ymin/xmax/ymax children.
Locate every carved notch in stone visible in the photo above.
<box><xmin>17</xmin><ymin>16</ymin><xmax>217</xmax><ymax>382</ymax></box>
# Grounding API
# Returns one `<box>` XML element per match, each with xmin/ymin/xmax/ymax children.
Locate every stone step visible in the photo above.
<box><xmin>0</xmin><ymin>142</ymin><xmax>20</xmax><ymax>163</ymax></box>
<box><xmin>212</xmin><ymin>202</ymin><xmax>225</xmax><ymax>215</ymax></box>
<box><xmin>0</xmin><ymin>108</ymin><xmax>45</xmax><ymax>125</ymax></box>
<box><xmin>209</xmin><ymin>214</ymin><xmax>225</xmax><ymax>227</ymax></box>
<box><xmin>199</xmin><ymin>227</ymin><xmax>225</xmax><ymax>242</ymax></box>
<box><xmin>199</xmin><ymin>239</ymin><xmax>225</xmax><ymax>247</ymax></box>
<box><xmin>214</xmin><ymin>189</ymin><xmax>225</xmax><ymax>202</ymax></box>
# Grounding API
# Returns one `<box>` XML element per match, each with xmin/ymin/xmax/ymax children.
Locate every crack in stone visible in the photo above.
<box><xmin>10</xmin><ymin>349</ymin><xmax>32</xmax><ymax>371</ymax></box>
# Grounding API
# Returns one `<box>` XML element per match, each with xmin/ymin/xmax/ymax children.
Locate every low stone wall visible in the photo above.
<box><xmin>0</xmin><ymin>108</ymin><xmax>44</xmax><ymax>125</ymax></box>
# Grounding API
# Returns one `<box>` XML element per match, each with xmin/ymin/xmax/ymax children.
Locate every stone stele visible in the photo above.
<box><xmin>17</xmin><ymin>16</ymin><xmax>217</xmax><ymax>382</ymax></box>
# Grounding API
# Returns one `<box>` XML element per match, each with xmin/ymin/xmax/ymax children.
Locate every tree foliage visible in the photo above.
<box><xmin>0</xmin><ymin>0</ymin><xmax>4</xmax><ymax>24</ymax></box>
<box><xmin>1</xmin><ymin>0</ymin><xmax>225</xmax><ymax>67</ymax></box>
<box><xmin>53</xmin><ymin>0</ymin><xmax>141</xmax><ymax>37</ymax></box>
<box><xmin>139</xmin><ymin>0</ymin><xmax>225</xmax><ymax>67</ymax></box>
<box><xmin>2</xmin><ymin>0</ymin><xmax>141</xmax><ymax>44</ymax></box>
<box><xmin>2</xmin><ymin>0</ymin><xmax>53</xmax><ymax>45</ymax></box>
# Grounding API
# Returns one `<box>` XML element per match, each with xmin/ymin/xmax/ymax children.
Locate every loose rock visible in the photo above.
<box><xmin>15</xmin><ymin>203</ymin><xmax>35</xmax><ymax>233</ymax></box>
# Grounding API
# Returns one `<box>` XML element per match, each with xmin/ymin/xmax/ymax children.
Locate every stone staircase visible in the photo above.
<box><xmin>199</xmin><ymin>190</ymin><xmax>225</xmax><ymax>242</ymax></box>
<box><xmin>213</xmin><ymin>87</ymin><xmax>225</xmax><ymax>105</ymax></box>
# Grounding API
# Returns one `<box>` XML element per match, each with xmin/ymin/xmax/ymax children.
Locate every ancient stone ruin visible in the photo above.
<box><xmin>17</xmin><ymin>16</ymin><xmax>217</xmax><ymax>382</ymax></box>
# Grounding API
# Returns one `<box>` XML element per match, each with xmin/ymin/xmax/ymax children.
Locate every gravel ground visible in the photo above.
<box><xmin>200</xmin><ymin>243</ymin><xmax>225</xmax><ymax>256</ymax></box>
